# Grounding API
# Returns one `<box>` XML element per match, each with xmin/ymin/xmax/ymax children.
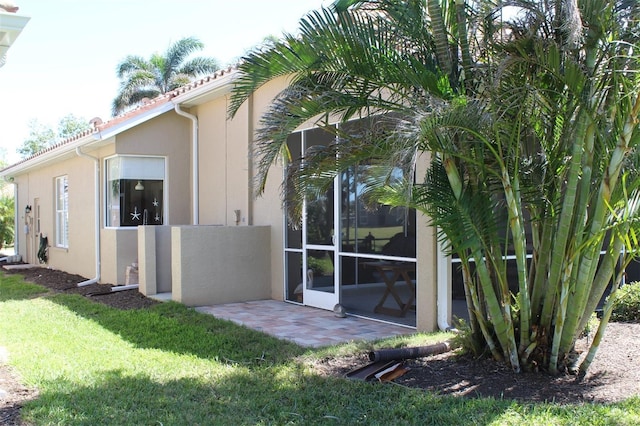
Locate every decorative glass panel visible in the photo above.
<box><xmin>106</xmin><ymin>156</ymin><xmax>165</xmax><ymax>227</ymax></box>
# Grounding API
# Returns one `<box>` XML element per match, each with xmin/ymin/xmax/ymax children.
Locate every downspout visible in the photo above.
<box><xmin>174</xmin><ymin>104</ymin><xmax>199</xmax><ymax>225</ymax></box>
<box><xmin>75</xmin><ymin>147</ymin><xmax>101</xmax><ymax>287</ymax></box>
<box><xmin>436</xmin><ymin>238</ymin><xmax>455</xmax><ymax>331</ymax></box>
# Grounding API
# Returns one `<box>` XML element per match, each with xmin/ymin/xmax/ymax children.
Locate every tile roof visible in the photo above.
<box><xmin>2</xmin><ymin>67</ymin><xmax>238</xmax><ymax>172</ymax></box>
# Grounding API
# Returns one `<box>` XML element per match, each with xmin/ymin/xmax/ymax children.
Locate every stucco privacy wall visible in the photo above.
<box><xmin>170</xmin><ymin>225</ymin><xmax>271</xmax><ymax>306</ymax></box>
<box><xmin>137</xmin><ymin>225</ymin><xmax>172</xmax><ymax>295</ymax></box>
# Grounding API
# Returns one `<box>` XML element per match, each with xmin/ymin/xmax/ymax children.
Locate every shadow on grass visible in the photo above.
<box><xmin>23</xmin><ymin>367</ymin><xmax>516</xmax><ymax>426</ymax></box>
<box><xmin>26</xmin><ymin>367</ymin><xmax>640</xmax><ymax>425</ymax></box>
<box><xmin>0</xmin><ymin>274</ymin><xmax>49</xmax><ymax>302</ymax></box>
<box><xmin>48</xmin><ymin>293</ymin><xmax>307</xmax><ymax>365</ymax></box>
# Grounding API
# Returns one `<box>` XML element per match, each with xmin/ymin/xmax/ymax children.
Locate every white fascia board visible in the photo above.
<box><xmin>97</xmin><ymin>101</ymin><xmax>175</xmax><ymax>140</ymax></box>
<box><xmin>0</xmin><ymin>12</ymin><xmax>30</xmax><ymax>46</ymax></box>
<box><xmin>0</xmin><ymin>101</ymin><xmax>174</xmax><ymax>178</ymax></box>
<box><xmin>171</xmin><ymin>71</ymin><xmax>238</xmax><ymax>107</ymax></box>
<box><xmin>0</xmin><ymin>132</ymin><xmax>102</xmax><ymax>178</ymax></box>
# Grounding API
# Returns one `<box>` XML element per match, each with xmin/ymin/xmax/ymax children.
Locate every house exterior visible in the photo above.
<box><xmin>0</xmin><ymin>69</ymin><xmax>450</xmax><ymax>332</ymax></box>
<box><xmin>0</xmin><ymin>2</ymin><xmax>29</xmax><ymax>68</ymax></box>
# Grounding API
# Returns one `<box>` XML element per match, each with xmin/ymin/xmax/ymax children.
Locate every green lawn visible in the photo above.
<box><xmin>1</xmin><ymin>273</ymin><xmax>638</xmax><ymax>425</ymax></box>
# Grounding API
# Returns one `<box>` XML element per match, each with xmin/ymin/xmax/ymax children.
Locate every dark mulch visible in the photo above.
<box><xmin>1</xmin><ymin>266</ymin><xmax>639</xmax><ymax>425</ymax></box>
<box><xmin>312</xmin><ymin>322</ymin><xmax>640</xmax><ymax>404</ymax></box>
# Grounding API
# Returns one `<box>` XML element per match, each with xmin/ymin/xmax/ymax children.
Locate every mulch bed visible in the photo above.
<box><xmin>1</xmin><ymin>265</ymin><xmax>639</xmax><ymax>424</ymax></box>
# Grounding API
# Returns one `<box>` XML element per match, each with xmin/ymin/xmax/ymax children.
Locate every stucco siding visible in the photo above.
<box><xmin>247</xmin><ymin>78</ymin><xmax>294</xmax><ymax>303</ymax></box>
<box><xmin>115</xmin><ymin>111</ymin><xmax>192</xmax><ymax>225</ymax></box>
<box><xmin>195</xmin><ymin>97</ymin><xmax>230</xmax><ymax>225</ymax></box>
<box><xmin>171</xmin><ymin>225</ymin><xmax>271</xmax><ymax>306</ymax></box>
<box><xmin>14</xmin><ymin>155</ymin><xmax>97</xmax><ymax>279</ymax></box>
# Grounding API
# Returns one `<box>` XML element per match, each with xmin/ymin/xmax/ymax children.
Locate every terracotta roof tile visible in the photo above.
<box><xmin>169</xmin><ymin>66</ymin><xmax>237</xmax><ymax>97</ymax></box>
<box><xmin>2</xmin><ymin>67</ymin><xmax>239</xmax><ymax>173</ymax></box>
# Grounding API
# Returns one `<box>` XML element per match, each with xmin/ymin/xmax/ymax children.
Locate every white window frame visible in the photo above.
<box><xmin>104</xmin><ymin>155</ymin><xmax>167</xmax><ymax>228</ymax></box>
<box><xmin>55</xmin><ymin>175</ymin><xmax>69</xmax><ymax>248</ymax></box>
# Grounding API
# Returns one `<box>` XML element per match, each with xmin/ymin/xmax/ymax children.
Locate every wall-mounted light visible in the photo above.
<box><xmin>24</xmin><ymin>205</ymin><xmax>32</xmax><ymax>214</ymax></box>
<box><xmin>135</xmin><ymin>180</ymin><xmax>145</xmax><ymax>191</ymax></box>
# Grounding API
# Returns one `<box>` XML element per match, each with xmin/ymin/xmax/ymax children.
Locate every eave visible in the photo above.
<box><xmin>0</xmin><ymin>10</ymin><xmax>30</xmax><ymax>67</ymax></box>
<box><xmin>0</xmin><ymin>98</ymin><xmax>175</xmax><ymax>179</ymax></box>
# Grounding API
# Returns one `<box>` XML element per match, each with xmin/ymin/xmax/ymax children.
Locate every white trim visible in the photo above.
<box><xmin>171</xmin><ymin>72</ymin><xmax>238</xmax><ymax>106</ymax></box>
<box><xmin>0</xmin><ymin>102</ymin><xmax>174</xmax><ymax>179</ymax></box>
<box><xmin>98</xmin><ymin>102</ymin><xmax>175</xmax><ymax>140</ymax></box>
<box><xmin>54</xmin><ymin>175</ymin><xmax>69</xmax><ymax>249</ymax></box>
<box><xmin>104</xmin><ymin>154</ymin><xmax>168</xmax><ymax>228</ymax></box>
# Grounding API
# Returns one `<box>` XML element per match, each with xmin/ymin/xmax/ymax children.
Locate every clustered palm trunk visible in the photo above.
<box><xmin>230</xmin><ymin>0</ymin><xmax>640</xmax><ymax>374</ymax></box>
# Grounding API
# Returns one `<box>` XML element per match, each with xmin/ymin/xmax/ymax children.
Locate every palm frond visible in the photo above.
<box><xmin>178</xmin><ymin>57</ymin><xmax>219</xmax><ymax>76</ymax></box>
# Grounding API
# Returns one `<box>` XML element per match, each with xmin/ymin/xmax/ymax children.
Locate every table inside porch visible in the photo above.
<box><xmin>363</xmin><ymin>261</ymin><xmax>416</xmax><ymax>317</ymax></box>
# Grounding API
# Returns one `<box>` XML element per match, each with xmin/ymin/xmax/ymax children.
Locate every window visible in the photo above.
<box><xmin>55</xmin><ymin>175</ymin><xmax>69</xmax><ymax>248</ymax></box>
<box><xmin>106</xmin><ymin>156</ymin><xmax>165</xmax><ymax>227</ymax></box>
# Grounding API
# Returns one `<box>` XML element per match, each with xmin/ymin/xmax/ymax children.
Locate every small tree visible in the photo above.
<box><xmin>17</xmin><ymin>115</ymin><xmax>91</xmax><ymax>159</ymax></box>
<box><xmin>0</xmin><ymin>195</ymin><xmax>14</xmax><ymax>250</ymax></box>
<box><xmin>17</xmin><ymin>119</ymin><xmax>55</xmax><ymax>158</ymax></box>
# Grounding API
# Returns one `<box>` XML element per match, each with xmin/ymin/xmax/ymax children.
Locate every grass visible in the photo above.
<box><xmin>1</xmin><ymin>273</ymin><xmax>639</xmax><ymax>425</ymax></box>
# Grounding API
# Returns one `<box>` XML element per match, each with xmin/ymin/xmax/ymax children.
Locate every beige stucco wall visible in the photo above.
<box><xmin>114</xmin><ymin>111</ymin><xmax>192</xmax><ymax>225</ymax></box>
<box><xmin>415</xmin><ymin>152</ymin><xmax>439</xmax><ymax>331</ymax></box>
<box><xmin>192</xmin><ymin>79</ymin><xmax>288</xmax><ymax>303</ymax></box>
<box><xmin>12</xmin><ymin>154</ymin><xmax>98</xmax><ymax>279</ymax></box>
<box><xmin>7</xmin><ymin>74</ymin><xmax>442</xmax><ymax>332</ymax></box>
<box><xmin>170</xmin><ymin>225</ymin><xmax>271</xmax><ymax>306</ymax></box>
<box><xmin>244</xmin><ymin>79</ymin><xmax>290</xmax><ymax>303</ymax></box>
<box><xmin>100</xmin><ymin>228</ymin><xmax>137</xmax><ymax>284</ymax></box>
<box><xmin>10</xmin><ymin>111</ymin><xmax>191</xmax><ymax>285</ymax></box>
<box><xmin>138</xmin><ymin>225</ymin><xmax>172</xmax><ymax>295</ymax></box>
<box><xmin>100</xmin><ymin>111</ymin><xmax>191</xmax><ymax>284</ymax></box>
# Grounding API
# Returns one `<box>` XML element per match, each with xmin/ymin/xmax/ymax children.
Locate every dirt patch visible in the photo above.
<box><xmin>1</xmin><ymin>265</ymin><xmax>639</xmax><ymax>425</ymax></box>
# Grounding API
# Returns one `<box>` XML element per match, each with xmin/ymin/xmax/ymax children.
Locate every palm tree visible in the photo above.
<box><xmin>230</xmin><ymin>0</ymin><xmax>640</xmax><ymax>374</ymax></box>
<box><xmin>112</xmin><ymin>36</ymin><xmax>219</xmax><ymax>116</ymax></box>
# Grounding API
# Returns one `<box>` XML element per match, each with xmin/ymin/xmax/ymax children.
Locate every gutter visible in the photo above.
<box><xmin>174</xmin><ymin>104</ymin><xmax>199</xmax><ymax>225</ymax></box>
<box><xmin>75</xmin><ymin>147</ymin><xmax>101</xmax><ymax>287</ymax></box>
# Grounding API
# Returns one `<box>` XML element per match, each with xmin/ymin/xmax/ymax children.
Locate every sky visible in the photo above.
<box><xmin>0</xmin><ymin>0</ymin><xmax>329</xmax><ymax>164</ymax></box>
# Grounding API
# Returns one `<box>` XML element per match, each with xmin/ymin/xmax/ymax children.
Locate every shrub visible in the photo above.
<box><xmin>611</xmin><ymin>282</ymin><xmax>640</xmax><ymax>323</ymax></box>
<box><xmin>0</xmin><ymin>195</ymin><xmax>14</xmax><ymax>249</ymax></box>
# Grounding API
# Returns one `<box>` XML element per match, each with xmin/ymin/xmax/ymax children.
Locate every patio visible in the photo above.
<box><xmin>194</xmin><ymin>299</ymin><xmax>416</xmax><ymax>347</ymax></box>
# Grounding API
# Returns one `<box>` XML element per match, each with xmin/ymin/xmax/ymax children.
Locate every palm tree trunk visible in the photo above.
<box><xmin>501</xmin><ymin>171</ymin><xmax>531</xmax><ymax>353</ymax></box>
<box><xmin>443</xmin><ymin>154</ymin><xmax>520</xmax><ymax>371</ymax></box>
<box><xmin>539</xmin><ymin>112</ymin><xmax>588</xmax><ymax>338</ymax></box>
<box><xmin>456</xmin><ymin>0</ymin><xmax>473</xmax><ymax>84</ymax></box>
<box><xmin>427</xmin><ymin>0</ymin><xmax>453</xmax><ymax>79</ymax></box>
<box><xmin>577</xmin><ymin>94</ymin><xmax>640</xmax><ymax>331</ymax></box>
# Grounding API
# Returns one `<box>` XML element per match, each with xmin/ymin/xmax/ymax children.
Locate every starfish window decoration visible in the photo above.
<box><xmin>154</xmin><ymin>213</ymin><xmax>161</xmax><ymax>222</ymax></box>
<box><xmin>153</xmin><ymin>198</ymin><xmax>159</xmax><ymax>207</ymax></box>
<box><xmin>130</xmin><ymin>206</ymin><xmax>141</xmax><ymax>221</ymax></box>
